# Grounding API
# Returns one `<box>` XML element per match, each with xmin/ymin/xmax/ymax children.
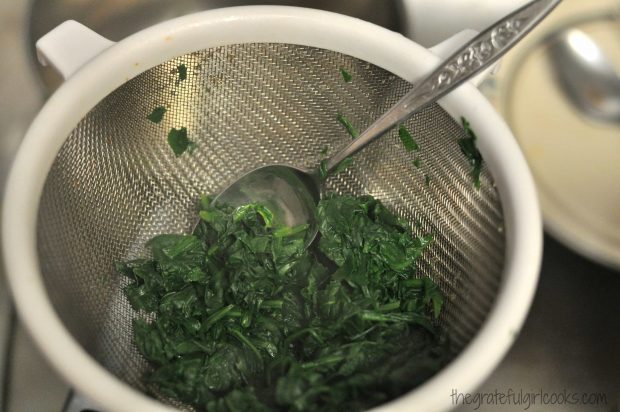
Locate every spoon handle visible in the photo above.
<box><xmin>324</xmin><ymin>0</ymin><xmax>561</xmax><ymax>173</ymax></box>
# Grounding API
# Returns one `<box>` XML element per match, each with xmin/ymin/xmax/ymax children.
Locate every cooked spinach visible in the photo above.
<box><xmin>336</xmin><ymin>113</ymin><xmax>359</xmax><ymax>139</ymax></box>
<box><xmin>458</xmin><ymin>117</ymin><xmax>483</xmax><ymax>189</ymax></box>
<box><xmin>319</xmin><ymin>159</ymin><xmax>329</xmax><ymax>181</ymax></box>
<box><xmin>398</xmin><ymin>124</ymin><xmax>419</xmax><ymax>152</ymax></box>
<box><xmin>119</xmin><ymin>194</ymin><xmax>448</xmax><ymax>411</ymax></box>
<box><xmin>167</xmin><ymin>127</ymin><xmax>194</xmax><ymax>156</ymax></box>
<box><xmin>178</xmin><ymin>64</ymin><xmax>188</xmax><ymax>82</ymax></box>
<box><xmin>413</xmin><ymin>158</ymin><xmax>422</xmax><ymax>168</ymax></box>
<box><xmin>147</xmin><ymin>106</ymin><xmax>166</xmax><ymax>123</ymax></box>
<box><xmin>339</xmin><ymin>68</ymin><xmax>352</xmax><ymax>83</ymax></box>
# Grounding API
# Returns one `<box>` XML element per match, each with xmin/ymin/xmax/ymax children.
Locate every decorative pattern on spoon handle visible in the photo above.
<box><xmin>409</xmin><ymin>0</ymin><xmax>561</xmax><ymax>106</ymax></box>
<box><xmin>434</xmin><ymin>20</ymin><xmax>526</xmax><ymax>90</ymax></box>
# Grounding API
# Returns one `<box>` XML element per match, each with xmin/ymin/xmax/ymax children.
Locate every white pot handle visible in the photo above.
<box><xmin>36</xmin><ymin>20</ymin><xmax>114</xmax><ymax>80</ymax></box>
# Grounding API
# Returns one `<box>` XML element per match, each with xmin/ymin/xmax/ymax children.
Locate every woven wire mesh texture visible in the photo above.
<box><xmin>36</xmin><ymin>43</ymin><xmax>504</xmax><ymax>407</ymax></box>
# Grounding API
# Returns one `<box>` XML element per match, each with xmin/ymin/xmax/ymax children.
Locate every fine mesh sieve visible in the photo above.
<box><xmin>36</xmin><ymin>43</ymin><xmax>504</xmax><ymax>409</ymax></box>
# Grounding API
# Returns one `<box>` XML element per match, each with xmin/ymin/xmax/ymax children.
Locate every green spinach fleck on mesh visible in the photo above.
<box><xmin>147</xmin><ymin>106</ymin><xmax>166</xmax><ymax>123</ymax></box>
<box><xmin>458</xmin><ymin>117</ymin><xmax>483</xmax><ymax>189</ymax></box>
<box><xmin>178</xmin><ymin>64</ymin><xmax>188</xmax><ymax>82</ymax></box>
<box><xmin>398</xmin><ymin>124</ymin><xmax>419</xmax><ymax>152</ymax></box>
<box><xmin>167</xmin><ymin>127</ymin><xmax>195</xmax><ymax>157</ymax></box>
<box><xmin>337</xmin><ymin>113</ymin><xmax>360</xmax><ymax>139</ymax></box>
<box><xmin>340</xmin><ymin>67</ymin><xmax>353</xmax><ymax>83</ymax></box>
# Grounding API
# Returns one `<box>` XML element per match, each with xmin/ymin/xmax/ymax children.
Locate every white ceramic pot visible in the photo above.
<box><xmin>2</xmin><ymin>6</ymin><xmax>542</xmax><ymax>412</ymax></box>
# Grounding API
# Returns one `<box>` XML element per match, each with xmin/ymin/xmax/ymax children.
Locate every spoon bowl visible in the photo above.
<box><xmin>214</xmin><ymin>165</ymin><xmax>320</xmax><ymax>242</ymax></box>
<box><xmin>548</xmin><ymin>28</ymin><xmax>620</xmax><ymax>123</ymax></box>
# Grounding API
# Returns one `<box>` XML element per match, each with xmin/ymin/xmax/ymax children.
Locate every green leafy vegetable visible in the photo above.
<box><xmin>319</xmin><ymin>159</ymin><xmax>329</xmax><ymax>181</ymax></box>
<box><xmin>425</xmin><ymin>174</ymin><xmax>431</xmax><ymax>186</ymax></box>
<box><xmin>340</xmin><ymin>68</ymin><xmax>352</xmax><ymax>83</ymax></box>
<box><xmin>147</xmin><ymin>106</ymin><xmax>166</xmax><ymax>123</ymax></box>
<box><xmin>320</xmin><ymin>146</ymin><xmax>329</xmax><ymax>156</ymax></box>
<box><xmin>458</xmin><ymin>117</ymin><xmax>483</xmax><ymax>189</ymax></box>
<box><xmin>167</xmin><ymin>127</ymin><xmax>195</xmax><ymax>157</ymax></box>
<box><xmin>337</xmin><ymin>113</ymin><xmax>359</xmax><ymax>139</ymax></box>
<box><xmin>119</xmin><ymin>194</ymin><xmax>448</xmax><ymax>411</ymax></box>
<box><xmin>233</xmin><ymin>203</ymin><xmax>274</xmax><ymax>228</ymax></box>
<box><xmin>398</xmin><ymin>124</ymin><xmax>419</xmax><ymax>151</ymax></box>
<box><xmin>274</xmin><ymin>224</ymin><xmax>310</xmax><ymax>238</ymax></box>
<box><xmin>178</xmin><ymin>64</ymin><xmax>188</xmax><ymax>82</ymax></box>
<box><xmin>412</xmin><ymin>158</ymin><xmax>421</xmax><ymax>168</ymax></box>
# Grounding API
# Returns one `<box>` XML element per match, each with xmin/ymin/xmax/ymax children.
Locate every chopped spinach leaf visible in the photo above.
<box><xmin>167</xmin><ymin>127</ymin><xmax>194</xmax><ymax>157</ymax></box>
<box><xmin>178</xmin><ymin>64</ymin><xmax>187</xmax><ymax>82</ymax></box>
<box><xmin>273</xmin><ymin>224</ymin><xmax>309</xmax><ymax>238</ymax></box>
<box><xmin>233</xmin><ymin>203</ymin><xmax>274</xmax><ymax>228</ymax></box>
<box><xmin>425</xmin><ymin>174</ymin><xmax>431</xmax><ymax>186</ymax></box>
<box><xmin>412</xmin><ymin>158</ymin><xmax>422</xmax><ymax>168</ymax></box>
<box><xmin>458</xmin><ymin>117</ymin><xmax>483</xmax><ymax>189</ymax></box>
<box><xmin>398</xmin><ymin>124</ymin><xmax>419</xmax><ymax>151</ymax></box>
<box><xmin>319</xmin><ymin>159</ymin><xmax>329</xmax><ymax>182</ymax></box>
<box><xmin>337</xmin><ymin>113</ymin><xmax>359</xmax><ymax>139</ymax></box>
<box><xmin>147</xmin><ymin>106</ymin><xmax>166</xmax><ymax>123</ymax></box>
<box><xmin>320</xmin><ymin>146</ymin><xmax>329</xmax><ymax>156</ymax></box>
<box><xmin>340</xmin><ymin>68</ymin><xmax>352</xmax><ymax>83</ymax></box>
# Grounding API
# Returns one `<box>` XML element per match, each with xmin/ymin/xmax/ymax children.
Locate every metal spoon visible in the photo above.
<box><xmin>548</xmin><ymin>28</ymin><xmax>620</xmax><ymax>123</ymax></box>
<box><xmin>212</xmin><ymin>0</ymin><xmax>561</xmax><ymax>243</ymax></box>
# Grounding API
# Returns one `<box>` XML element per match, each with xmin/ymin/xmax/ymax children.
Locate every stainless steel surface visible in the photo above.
<box><xmin>548</xmin><ymin>28</ymin><xmax>620</xmax><ymax>123</ymax></box>
<box><xmin>37</xmin><ymin>41</ymin><xmax>504</xmax><ymax>409</ymax></box>
<box><xmin>1</xmin><ymin>1</ymin><xmax>618</xmax><ymax>412</ymax></box>
<box><xmin>217</xmin><ymin>0</ymin><xmax>559</xmax><ymax>245</ymax></box>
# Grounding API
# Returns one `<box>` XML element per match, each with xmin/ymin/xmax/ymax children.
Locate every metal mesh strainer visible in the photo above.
<box><xmin>36</xmin><ymin>43</ymin><xmax>504</xmax><ymax>409</ymax></box>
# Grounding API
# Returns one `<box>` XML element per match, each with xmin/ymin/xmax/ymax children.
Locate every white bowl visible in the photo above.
<box><xmin>2</xmin><ymin>6</ymin><xmax>542</xmax><ymax>412</ymax></box>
